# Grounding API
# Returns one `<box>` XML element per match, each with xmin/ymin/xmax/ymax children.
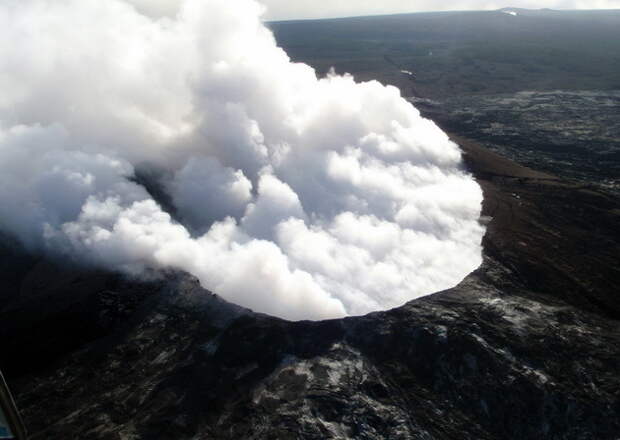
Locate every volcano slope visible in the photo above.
<box><xmin>1</xmin><ymin>130</ymin><xmax>619</xmax><ymax>439</ymax></box>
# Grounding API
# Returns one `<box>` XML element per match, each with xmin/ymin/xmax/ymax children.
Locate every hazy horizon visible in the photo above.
<box><xmin>126</xmin><ymin>0</ymin><xmax>620</xmax><ymax>21</ymax></box>
<box><xmin>266</xmin><ymin>6</ymin><xmax>620</xmax><ymax>22</ymax></box>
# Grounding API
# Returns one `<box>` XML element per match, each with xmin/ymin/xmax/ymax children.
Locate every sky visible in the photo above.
<box><xmin>127</xmin><ymin>0</ymin><xmax>620</xmax><ymax>20</ymax></box>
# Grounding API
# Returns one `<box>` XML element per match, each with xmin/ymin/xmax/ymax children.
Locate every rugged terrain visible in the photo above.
<box><xmin>417</xmin><ymin>91</ymin><xmax>620</xmax><ymax>193</ymax></box>
<box><xmin>1</xmin><ymin>133</ymin><xmax>619</xmax><ymax>439</ymax></box>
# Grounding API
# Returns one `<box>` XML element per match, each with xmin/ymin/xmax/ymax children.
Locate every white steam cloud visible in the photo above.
<box><xmin>0</xmin><ymin>0</ymin><xmax>485</xmax><ymax>320</ymax></box>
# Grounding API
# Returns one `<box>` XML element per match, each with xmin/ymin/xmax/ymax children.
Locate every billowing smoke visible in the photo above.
<box><xmin>0</xmin><ymin>0</ymin><xmax>485</xmax><ymax>320</ymax></box>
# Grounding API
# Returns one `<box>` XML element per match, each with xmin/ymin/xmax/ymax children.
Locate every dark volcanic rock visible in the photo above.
<box><xmin>2</xmin><ymin>137</ymin><xmax>620</xmax><ymax>439</ymax></box>
<box><xmin>416</xmin><ymin>91</ymin><xmax>620</xmax><ymax>193</ymax></box>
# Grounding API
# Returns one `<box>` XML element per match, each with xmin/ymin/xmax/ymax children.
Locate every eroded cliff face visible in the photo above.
<box><xmin>3</xmin><ymin>137</ymin><xmax>620</xmax><ymax>439</ymax></box>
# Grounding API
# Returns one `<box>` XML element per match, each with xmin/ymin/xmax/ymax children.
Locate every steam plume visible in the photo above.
<box><xmin>0</xmin><ymin>0</ymin><xmax>484</xmax><ymax>320</ymax></box>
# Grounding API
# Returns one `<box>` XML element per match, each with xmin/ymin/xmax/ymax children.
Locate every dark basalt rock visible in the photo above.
<box><xmin>2</xmin><ymin>137</ymin><xmax>620</xmax><ymax>439</ymax></box>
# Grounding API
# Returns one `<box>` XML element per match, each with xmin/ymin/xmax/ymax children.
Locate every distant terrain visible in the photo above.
<box><xmin>270</xmin><ymin>9</ymin><xmax>620</xmax><ymax>192</ymax></box>
<box><xmin>269</xmin><ymin>9</ymin><xmax>620</xmax><ymax>96</ymax></box>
